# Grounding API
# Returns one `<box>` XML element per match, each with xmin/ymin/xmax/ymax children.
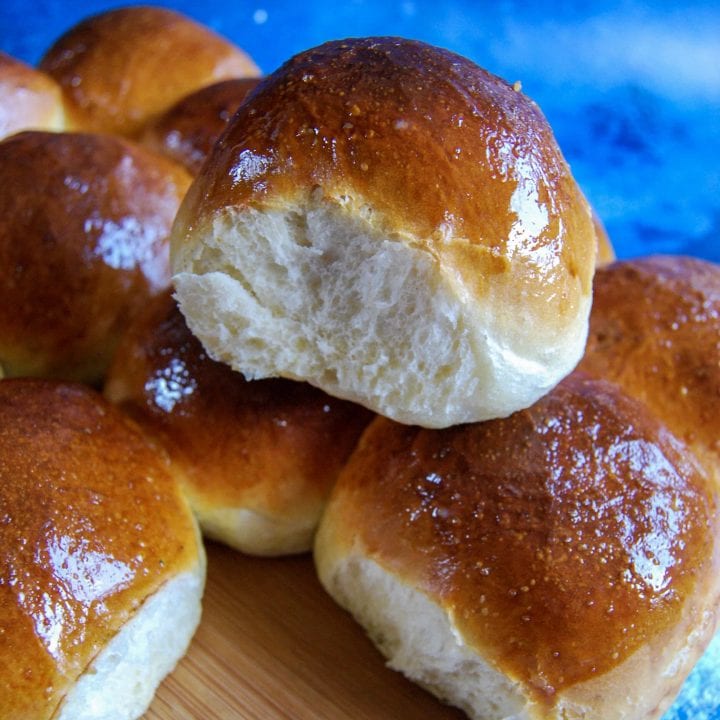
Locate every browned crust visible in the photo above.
<box><xmin>0</xmin><ymin>130</ymin><xmax>191</xmax><ymax>383</ymax></box>
<box><xmin>0</xmin><ymin>379</ymin><xmax>200</xmax><ymax>718</ymax></box>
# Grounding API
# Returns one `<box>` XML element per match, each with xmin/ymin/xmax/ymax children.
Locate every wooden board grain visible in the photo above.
<box><xmin>145</xmin><ymin>542</ymin><xmax>465</xmax><ymax>719</ymax></box>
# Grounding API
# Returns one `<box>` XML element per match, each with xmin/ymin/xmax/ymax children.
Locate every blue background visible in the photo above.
<box><xmin>1</xmin><ymin>2</ymin><xmax>719</xmax><ymax>718</ymax></box>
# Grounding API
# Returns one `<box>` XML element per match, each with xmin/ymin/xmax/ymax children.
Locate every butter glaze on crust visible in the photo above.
<box><xmin>104</xmin><ymin>290</ymin><xmax>374</xmax><ymax>555</ymax></box>
<box><xmin>0</xmin><ymin>130</ymin><xmax>191</xmax><ymax>384</ymax></box>
<box><xmin>141</xmin><ymin>78</ymin><xmax>261</xmax><ymax>175</ymax></box>
<box><xmin>0</xmin><ymin>379</ymin><xmax>203</xmax><ymax>719</ymax></box>
<box><xmin>39</xmin><ymin>6</ymin><xmax>260</xmax><ymax>137</ymax></box>
<box><xmin>171</xmin><ymin>37</ymin><xmax>597</xmax><ymax>428</ymax></box>
<box><xmin>315</xmin><ymin>373</ymin><xmax>720</xmax><ymax>719</ymax></box>
<box><xmin>0</xmin><ymin>52</ymin><xmax>67</xmax><ymax>140</ymax></box>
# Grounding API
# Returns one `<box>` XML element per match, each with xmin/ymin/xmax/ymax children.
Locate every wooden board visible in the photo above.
<box><xmin>145</xmin><ymin>542</ymin><xmax>465</xmax><ymax>719</ymax></box>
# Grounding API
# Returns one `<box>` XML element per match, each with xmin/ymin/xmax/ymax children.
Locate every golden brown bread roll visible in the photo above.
<box><xmin>0</xmin><ymin>130</ymin><xmax>191</xmax><ymax>384</ymax></box>
<box><xmin>579</xmin><ymin>255</ymin><xmax>720</xmax><ymax>480</ymax></box>
<box><xmin>0</xmin><ymin>52</ymin><xmax>68</xmax><ymax>139</ymax></box>
<box><xmin>141</xmin><ymin>77</ymin><xmax>261</xmax><ymax>175</ymax></box>
<box><xmin>104</xmin><ymin>290</ymin><xmax>374</xmax><ymax>555</ymax></box>
<box><xmin>0</xmin><ymin>378</ymin><xmax>205</xmax><ymax>720</ymax></box>
<box><xmin>39</xmin><ymin>6</ymin><xmax>260</xmax><ymax>137</ymax></box>
<box><xmin>315</xmin><ymin>256</ymin><xmax>720</xmax><ymax>719</ymax></box>
<box><xmin>170</xmin><ymin>37</ymin><xmax>598</xmax><ymax>429</ymax></box>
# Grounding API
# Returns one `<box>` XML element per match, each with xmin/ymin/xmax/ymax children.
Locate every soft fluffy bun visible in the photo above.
<box><xmin>0</xmin><ymin>52</ymin><xmax>68</xmax><ymax>139</ymax></box>
<box><xmin>141</xmin><ymin>78</ymin><xmax>261</xmax><ymax>175</ymax></box>
<box><xmin>104</xmin><ymin>290</ymin><xmax>374</xmax><ymax>555</ymax></box>
<box><xmin>39</xmin><ymin>6</ymin><xmax>260</xmax><ymax>137</ymax></box>
<box><xmin>315</xmin><ymin>374</ymin><xmax>720</xmax><ymax>720</ymax></box>
<box><xmin>0</xmin><ymin>130</ymin><xmax>191</xmax><ymax>384</ymax></box>
<box><xmin>171</xmin><ymin>37</ymin><xmax>598</xmax><ymax>429</ymax></box>
<box><xmin>0</xmin><ymin>378</ymin><xmax>205</xmax><ymax>720</ymax></box>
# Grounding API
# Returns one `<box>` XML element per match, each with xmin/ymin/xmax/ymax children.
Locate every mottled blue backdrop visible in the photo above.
<box><xmin>1</xmin><ymin>2</ymin><xmax>719</xmax><ymax>718</ymax></box>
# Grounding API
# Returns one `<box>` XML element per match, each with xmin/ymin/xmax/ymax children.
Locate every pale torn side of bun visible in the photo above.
<box><xmin>39</xmin><ymin>6</ymin><xmax>260</xmax><ymax>137</ymax></box>
<box><xmin>0</xmin><ymin>379</ymin><xmax>205</xmax><ymax>720</ymax></box>
<box><xmin>170</xmin><ymin>37</ymin><xmax>598</xmax><ymax>429</ymax></box>
<box><xmin>315</xmin><ymin>372</ymin><xmax>720</xmax><ymax>720</ymax></box>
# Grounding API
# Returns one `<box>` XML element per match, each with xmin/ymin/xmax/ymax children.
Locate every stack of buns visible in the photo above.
<box><xmin>1</xmin><ymin>8</ymin><xmax>717</xmax><ymax>720</ymax></box>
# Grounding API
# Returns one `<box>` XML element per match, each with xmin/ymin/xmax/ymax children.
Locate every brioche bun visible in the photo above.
<box><xmin>0</xmin><ymin>130</ymin><xmax>191</xmax><ymax>384</ymax></box>
<box><xmin>0</xmin><ymin>52</ymin><xmax>67</xmax><ymax>139</ymax></box>
<box><xmin>0</xmin><ymin>379</ymin><xmax>205</xmax><ymax>720</ymax></box>
<box><xmin>39</xmin><ymin>6</ymin><xmax>260</xmax><ymax>137</ymax></box>
<box><xmin>171</xmin><ymin>37</ymin><xmax>597</xmax><ymax>428</ymax></box>
<box><xmin>141</xmin><ymin>78</ymin><xmax>261</xmax><ymax>175</ymax></box>
<box><xmin>315</xmin><ymin>373</ymin><xmax>719</xmax><ymax>719</ymax></box>
<box><xmin>104</xmin><ymin>290</ymin><xmax>374</xmax><ymax>555</ymax></box>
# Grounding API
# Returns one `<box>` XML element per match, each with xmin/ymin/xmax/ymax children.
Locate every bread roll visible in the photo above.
<box><xmin>0</xmin><ymin>130</ymin><xmax>191</xmax><ymax>384</ymax></box>
<box><xmin>39</xmin><ymin>6</ymin><xmax>260</xmax><ymax>137</ymax></box>
<box><xmin>170</xmin><ymin>37</ymin><xmax>598</xmax><ymax>429</ymax></box>
<box><xmin>315</xmin><ymin>257</ymin><xmax>720</xmax><ymax>719</ymax></box>
<box><xmin>141</xmin><ymin>78</ymin><xmax>261</xmax><ymax>175</ymax></box>
<box><xmin>315</xmin><ymin>374</ymin><xmax>719</xmax><ymax>720</ymax></box>
<box><xmin>579</xmin><ymin>256</ymin><xmax>720</xmax><ymax>481</ymax></box>
<box><xmin>104</xmin><ymin>290</ymin><xmax>374</xmax><ymax>555</ymax></box>
<box><xmin>0</xmin><ymin>378</ymin><xmax>205</xmax><ymax>720</ymax></box>
<box><xmin>0</xmin><ymin>52</ymin><xmax>67</xmax><ymax>139</ymax></box>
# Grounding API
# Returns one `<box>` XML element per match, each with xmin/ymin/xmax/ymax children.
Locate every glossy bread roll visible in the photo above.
<box><xmin>171</xmin><ymin>37</ymin><xmax>598</xmax><ymax>429</ymax></box>
<box><xmin>0</xmin><ymin>52</ymin><xmax>68</xmax><ymax>140</ymax></box>
<box><xmin>0</xmin><ymin>379</ymin><xmax>205</xmax><ymax>720</ymax></box>
<box><xmin>578</xmin><ymin>255</ymin><xmax>720</xmax><ymax>482</ymax></box>
<box><xmin>104</xmin><ymin>290</ymin><xmax>374</xmax><ymax>555</ymax></box>
<box><xmin>40</xmin><ymin>6</ymin><xmax>260</xmax><ymax>137</ymax></box>
<box><xmin>0</xmin><ymin>130</ymin><xmax>191</xmax><ymax>384</ymax></box>
<box><xmin>315</xmin><ymin>257</ymin><xmax>720</xmax><ymax>719</ymax></box>
<box><xmin>141</xmin><ymin>78</ymin><xmax>261</xmax><ymax>175</ymax></box>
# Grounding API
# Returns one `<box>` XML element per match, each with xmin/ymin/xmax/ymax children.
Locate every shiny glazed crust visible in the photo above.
<box><xmin>39</xmin><ymin>6</ymin><xmax>260</xmax><ymax>137</ymax></box>
<box><xmin>0</xmin><ymin>130</ymin><xmax>191</xmax><ymax>384</ymax></box>
<box><xmin>104</xmin><ymin>290</ymin><xmax>374</xmax><ymax>555</ymax></box>
<box><xmin>0</xmin><ymin>379</ymin><xmax>203</xmax><ymax>719</ymax></box>
<box><xmin>579</xmin><ymin>256</ymin><xmax>720</xmax><ymax>480</ymax></box>
<box><xmin>315</xmin><ymin>256</ymin><xmax>720</xmax><ymax>719</ymax></box>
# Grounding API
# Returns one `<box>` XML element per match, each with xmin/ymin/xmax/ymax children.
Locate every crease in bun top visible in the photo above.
<box><xmin>39</xmin><ymin>6</ymin><xmax>260</xmax><ymax>138</ymax></box>
<box><xmin>170</xmin><ymin>37</ymin><xmax>599</xmax><ymax>429</ymax></box>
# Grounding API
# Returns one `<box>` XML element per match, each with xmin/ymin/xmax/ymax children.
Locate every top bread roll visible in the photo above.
<box><xmin>39</xmin><ymin>6</ymin><xmax>260</xmax><ymax>137</ymax></box>
<box><xmin>0</xmin><ymin>52</ymin><xmax>68</xmax><ymax>140</ymax></box>
<box><xmin>171</xmin><ymin>37</ymin><xmax>598</xmax><ymax>428</ymax></box>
